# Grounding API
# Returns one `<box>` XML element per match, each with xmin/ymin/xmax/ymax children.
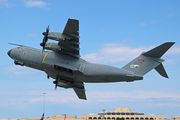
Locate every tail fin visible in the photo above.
<box><xmin>122</xmin><ymin>42</ymin><xmax>175</xmax><ymax>78</ymax></box>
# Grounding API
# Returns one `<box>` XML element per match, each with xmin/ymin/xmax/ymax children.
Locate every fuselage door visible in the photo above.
<box><xmin>21</xmin><ymin>51</ymin><xmax>27</xmax><ymax>60</ymax></box>
<box><xmin>79</xmin><ymin>64</ymin><xmax>85</xmax><ymax>73</ymax></box>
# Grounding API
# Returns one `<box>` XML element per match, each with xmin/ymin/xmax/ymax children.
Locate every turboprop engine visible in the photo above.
<box><xmin>40</xmin><ymin>25</ymin><xmax>72</xmax><ymax>52</ymax></box>
<box><xmin>53</xmin><ymin>81</ymin><xmax>72</xmax><ymax>89</ymax></box>
<box><xmin>44</xmin><ymin>42</ymin><xmax>63</xmax><ymax>51</ymax></box>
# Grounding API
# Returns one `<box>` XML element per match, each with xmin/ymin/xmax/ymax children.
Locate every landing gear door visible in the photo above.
<box><xmin>79</xmin><ymin>64</ymin><xmax>85</xmax><ymax>73</ymax></box>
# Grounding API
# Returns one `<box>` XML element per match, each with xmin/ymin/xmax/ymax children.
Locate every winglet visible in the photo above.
<box><xmin>143</xmin><ymin>42</ymin><xmax>175</xmax><ymax>58</ymax></box>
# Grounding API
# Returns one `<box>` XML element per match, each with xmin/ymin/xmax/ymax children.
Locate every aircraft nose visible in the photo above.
<box><xmin>7</xmin><ymin>49</ymin><xmax>12</xmax><ymax>57</ymax></box>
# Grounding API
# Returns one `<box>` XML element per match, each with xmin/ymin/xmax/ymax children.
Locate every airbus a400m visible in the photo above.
<box><xmin>7</xmin><ymin>18</ymin><xmax>175</xmax><ymax>100</ymax></box>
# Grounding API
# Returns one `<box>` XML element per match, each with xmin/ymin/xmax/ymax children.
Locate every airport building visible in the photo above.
<box><xmin>80</xmin><ymin>107</ymin><xmax>164</xmax><ymax>120</ymax></box>
<box><xmin>0</xmin><ymin>107</ymin><xmax>179</xmax><ymax>120</ymax></box>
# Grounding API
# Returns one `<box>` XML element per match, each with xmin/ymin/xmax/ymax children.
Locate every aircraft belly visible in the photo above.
<box><xmin>84</xmin><ymin>63</ymin><xmax>129</xmax><ymax>83</ymax></box>
<box><xmin>85</xmin><ymin>76</ymin><xmax>106</xmax><ymax>83</ymax></box>
<box><xmin>85</xmin><ymin>75</ymin><xmax>126</xmax><ymax>83</ymax></box>
<box><xmin>85</xmin><ymin>74</ymin><xmax>142</xmax><ymax>83</ymax></box>
<box><xmin>106</xmin><ymin>75</ymin><xmax>127</xmax><ymax>82</ymax></box>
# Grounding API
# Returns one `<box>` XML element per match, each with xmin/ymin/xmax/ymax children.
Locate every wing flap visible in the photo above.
<box><xmin>66</xmin><ymin>33</ymin><xmax>80</xmax><ymax>38</ymax></box>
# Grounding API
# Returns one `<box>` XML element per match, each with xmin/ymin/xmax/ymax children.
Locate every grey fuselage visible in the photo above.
<box><xmin>8</xmin><ymin>46</ymin><xmax>143</xmax><ymax>84</ymax></box>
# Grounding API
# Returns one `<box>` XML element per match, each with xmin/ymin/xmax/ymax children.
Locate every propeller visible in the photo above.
<box><xmin>40</xmin><ymin>25</ymin><xmax>50</xmax><ymax>52</ymax></box>
<box><xmin>53</xmin><ymin>77</ymin><xmax>58</xmax><ymax>90</ymax></box>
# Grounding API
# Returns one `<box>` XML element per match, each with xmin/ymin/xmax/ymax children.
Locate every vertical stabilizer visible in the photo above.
<box><xmin>122</xmin><ymin>42</ymin><xmax>175</xmax><ymax>78</ymax></box>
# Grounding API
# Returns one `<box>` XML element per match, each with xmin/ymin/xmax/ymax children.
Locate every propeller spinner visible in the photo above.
<box><xmin>40</xmin><ymin>25</ymin><xmax>50</xmax><ymax>51</ymax></box>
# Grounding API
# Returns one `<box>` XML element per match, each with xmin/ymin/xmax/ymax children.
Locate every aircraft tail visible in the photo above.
<box><xmin>121</xmin><ymin>42</ymin><xmax>175</xmax><ymax>78</ymax></box>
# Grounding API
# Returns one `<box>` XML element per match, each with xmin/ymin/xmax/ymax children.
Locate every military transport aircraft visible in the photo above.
<box><xmin>7</xmin><ymin>18</ymin><xmax>175</xmax><ymax>100</ymax></box>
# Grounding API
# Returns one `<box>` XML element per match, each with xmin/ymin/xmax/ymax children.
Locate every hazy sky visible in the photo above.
<box><xmin>1</xmin><ymin>0</ymin><xmax>180</xmax><ymax>119</ymax></box>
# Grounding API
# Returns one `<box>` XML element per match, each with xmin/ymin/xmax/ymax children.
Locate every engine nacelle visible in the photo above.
<box><xmin>48</xmin><ymin>32</ymin><xmax>71</xmax><ymax>41</ymax></box>
<box><xmin>44</xmin><ymin>42</ymin><xmax>64</xmax><ymax>51</ymax></box>
<box><xmin>53</xmin><ymin>81</ymin><xmax>72</xmax><ymax>88</ymax></box>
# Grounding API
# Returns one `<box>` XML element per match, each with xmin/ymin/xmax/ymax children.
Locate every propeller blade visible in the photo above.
<box><xmin>40</xmin><ymin>25</ymin><xmax>50</xmax><ymax>52</ymax></box>
<box><xmin>55</xmin><ymin>83</ymin><xmax>57</xmax><ymax>90</ymax></box>
<box><xmin>53</xmin><ymin>77</ymin><xmax>58</xmax><ymax>90</ymax></box>
<box><xmin>46</xmin><ymin>25</ymin><xmax>49</xmax><ymax>34</ymax></box>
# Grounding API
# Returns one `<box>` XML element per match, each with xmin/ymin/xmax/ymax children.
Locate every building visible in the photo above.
<box><xmin>52</xmin><ymin>115</ymin><xmax>78</xmax><ymax>120</ymax></box>
<box><xmin>0</xmin><ymin>107</ymin><xmax>179</xmax><ymax>120</ymax></box>
<box><xmin>173</xmin><ymin>116</ymin><xmax>180</xmax><ymax>120</ymax></box>
<box><xmin>80</xmin><ymin>107</ymin><xmax>164</xmax><ymax>120</ymax></box>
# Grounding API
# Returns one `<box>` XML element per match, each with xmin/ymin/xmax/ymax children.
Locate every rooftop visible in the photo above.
<box><xmin>98</xmin><ymin>107</ymin><xmax>144</xmax><ymax>115</ymax></box>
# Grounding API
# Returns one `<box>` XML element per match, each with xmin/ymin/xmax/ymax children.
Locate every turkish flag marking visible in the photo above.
<box><xmin>141</xmin><ymin>59</ymin><xmax>145</xmax><ymax>62</ymax></box>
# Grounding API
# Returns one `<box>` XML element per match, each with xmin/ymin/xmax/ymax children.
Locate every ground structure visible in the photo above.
<box><xmin>1</xmin><ymin>107</ymin><xmax>179</xmax><ymax>120</ymax></box>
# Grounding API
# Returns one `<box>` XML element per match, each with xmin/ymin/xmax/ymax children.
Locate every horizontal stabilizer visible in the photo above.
<box><xmin>154</xmin><ymin>63</ymin><xmax>169</xmax><ymax>78</ymax></box>
<box><xmin>143</xmin><ymin>42</ymin><xmax>175</xmax><ymax>58</ymax></box>
<box><xmin>73</xmin><ymin>87</ymin><xmax>87</xmax><ymax>100</ymax></box>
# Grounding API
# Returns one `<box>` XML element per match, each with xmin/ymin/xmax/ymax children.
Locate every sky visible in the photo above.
<box><xmin>1</xmin><ymin>0</ymin><xmax>180</xmax><ymax>119</ymax></box>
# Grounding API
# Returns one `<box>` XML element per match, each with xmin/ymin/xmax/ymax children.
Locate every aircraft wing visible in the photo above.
<box><xmin>57</xmin><ymin>18</ymin><xmax>80</xmax><ymax>58</ymax></box>
<box><xmin>63</xmin><ymin>18</ymin><xmax>79</xmax><ymax>35</ymax></box>
<box><xmin>73</xmin><ymin>85</ymin><xmax>87</xmax><ymax>100</ymax></box>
